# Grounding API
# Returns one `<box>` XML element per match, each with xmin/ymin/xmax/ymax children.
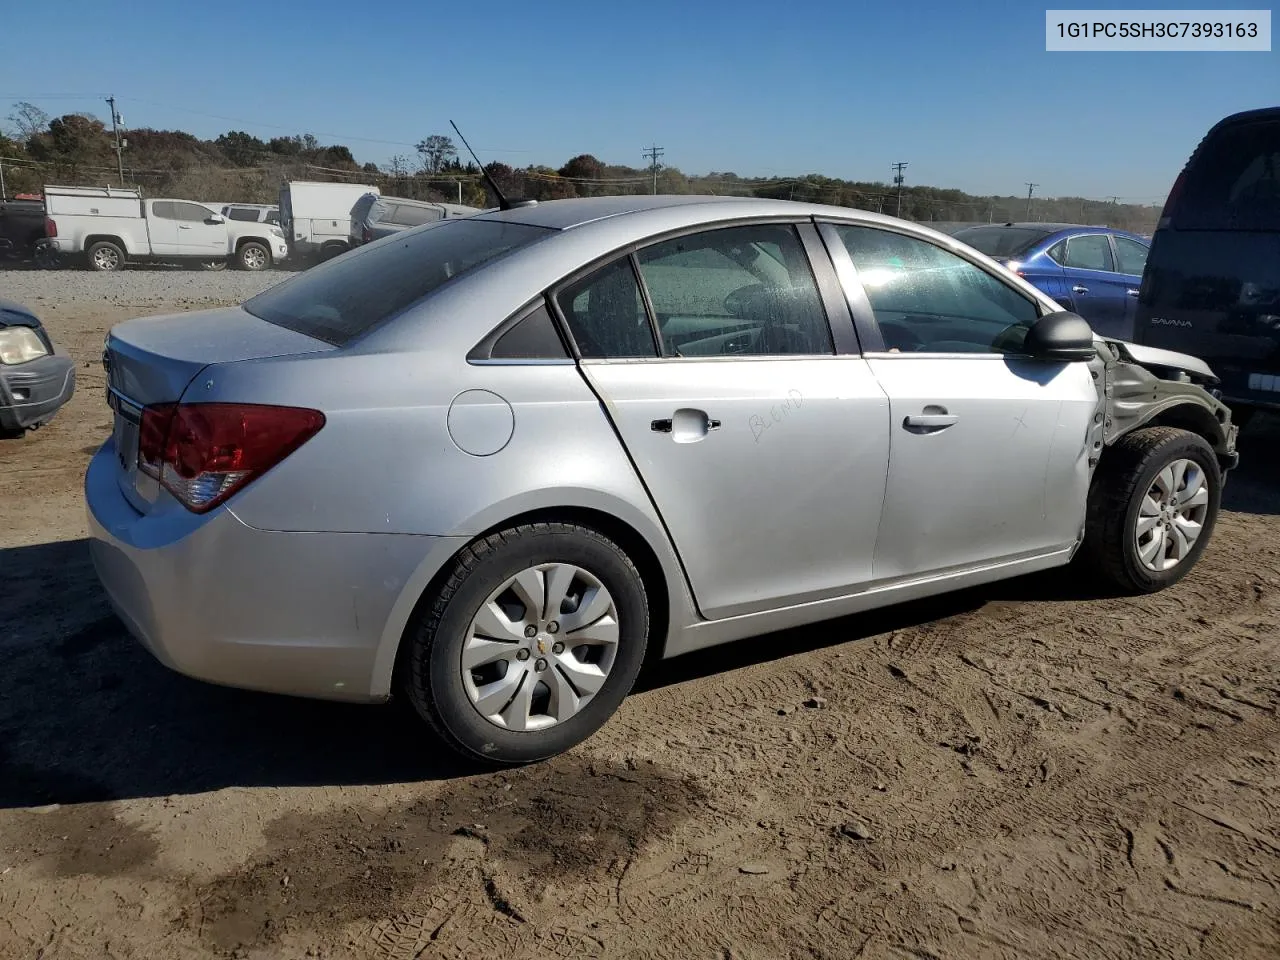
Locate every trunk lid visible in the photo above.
<box><xmin>104</xmin><ymin>305</ymin><xmax>332</xmax><ymax>512</ymax></box>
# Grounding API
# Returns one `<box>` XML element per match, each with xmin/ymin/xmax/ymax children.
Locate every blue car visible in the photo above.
<box><xmin>951</xmin><ymin>223</ymin><xmax>1150</xmax><ymax>340</ymax></box>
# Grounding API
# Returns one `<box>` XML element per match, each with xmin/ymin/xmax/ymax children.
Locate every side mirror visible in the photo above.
<box><xmin>1024</xmin><ymin>310</ymin><xmax>1096</xmax><ymax>362</ymax></box>
<box><xmin>206</xmin><ymin>214</ymin><xmax>225</xmax><ymax>225</ymax></box>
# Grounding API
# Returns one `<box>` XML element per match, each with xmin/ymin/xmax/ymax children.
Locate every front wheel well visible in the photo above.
<box><xmin>1139</xmin><ymin>402</ymin><xmax>1229</xmax><ymax>452</ymax></box>
<box><xmin>390</xmin><ymin>507</ymin><xmax>673</xmax><ymax>696</ymax></box>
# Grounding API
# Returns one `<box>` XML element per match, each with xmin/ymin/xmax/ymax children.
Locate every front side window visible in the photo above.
<box><xmin>172</xmin><ymin>202</ymin><xmax>215</xmax><ymax>222</ymax></box>
<box><xmin>1113</xmin><ymin>236</ymin><xmax>1149</xmax><ymax>275</ymax></box>
<box><xmin>1063</xmin><ymin>234</ymin><xmax>1115</xmax><ymax>272</ymax></box>
<box><xmin>555</xmin><ymin>258</ymin><xmax>656</xmax><ymax>359</ymax></box>
<box><xmin>834</xmin><ymin>224</ymin><xmax>1040</xmax><ymax>354</ymax></box>
<box><xmin>634</xmin><ymin>224</ymin><xmax>832</xmax><ymax>357</ymax></box>
<box><xmin>245</xmin><ymin>219</ymin><xmax>551</xmax><ymax>345</ymax></box>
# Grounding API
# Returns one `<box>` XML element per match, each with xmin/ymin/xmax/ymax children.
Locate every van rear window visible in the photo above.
<box><xmin>244</xmin><ymin>219</ymin><xmax>551</xmax><ymax>345</ymax></box>
<box><xmin>1174</xmin><ymin>119</ymin><xmax>1280</xmax><ymax>231</ymax></box>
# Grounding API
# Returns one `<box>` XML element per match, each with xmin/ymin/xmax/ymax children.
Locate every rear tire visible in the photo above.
<box><xmin>86</xmin><ymin>241</ymin><xmax>125</xmax><ymax>272</ymax></box>
<box><xmin>403</xmin><ymin>522</ymin><xmax>649</xmax><ymax>765</ymax></box>
<box><xmin>1083</xmin><ymin>426</ymin><xmax>1221</xmax><ymax>594</ymax></box>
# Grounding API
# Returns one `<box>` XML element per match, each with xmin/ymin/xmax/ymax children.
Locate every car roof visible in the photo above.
<box><xmin>472</xmin><ymin>194</ymin><xmax>916</xmax><ymax>231</ymax></box>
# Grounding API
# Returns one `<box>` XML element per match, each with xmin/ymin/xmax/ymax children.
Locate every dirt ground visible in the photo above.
<box><xmin>2</xmin><ymin>294</ymin><xmax>1280</xmax><ymax>960</ymax></box>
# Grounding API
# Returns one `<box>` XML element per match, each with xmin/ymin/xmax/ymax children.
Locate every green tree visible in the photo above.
<box><xmin>215</xmin><ymin>131</ymin><xmax>267</xmax><ymax>166</ymax></box>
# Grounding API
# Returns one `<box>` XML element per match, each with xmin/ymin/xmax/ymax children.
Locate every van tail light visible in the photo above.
<box><xmin>44</xmin><ymin>217</ymin><xmax>57</xmax><ymax>238</ymax></box>
<box><xmin>138</xmin><ymin>402</ymin><xmax>325</xmax><ymax>513</ymax></box>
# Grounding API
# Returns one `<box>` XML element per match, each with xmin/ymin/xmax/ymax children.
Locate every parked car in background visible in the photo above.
<box><xmin>348</xmin><ymin>193</ymin><xmax>479</xmax><ymax>248</ymax></box>
<box><xmin>88</xmin><ymin>195</ymin><xmax>1236</xmax><ymax>766</ymax></box>
<box><xmin>279</xmin><ymin>180</ymin><xmax>377</xmax><ymax>263</ymax></box>
<box><xmin>1133</xmin><ymin>106</ymin><xmax>1280</xmax><ymax>425</ymax></box>
<box><xmin>220</xmin><ymin>203</ymin><xmax>280</xmax><ymax>225</ymax></box>
<box><xmin>952</xmin><ymin>223</ymin><xmax>1150</xmax><ymax>339</ymax></box>
<box><xmin>43</xmin><ymin>185</ymin><xmax>288</xmax><ymax>271</ymax></box>
<box><xmin>0</xmin><ymin>298</ymin><xmax>75</xmax><ymax>438</ymax></box>
<box><xmin>0</xmin><ymin>197</ymin><xmax>47</xmax><ymax>261</ymax></box>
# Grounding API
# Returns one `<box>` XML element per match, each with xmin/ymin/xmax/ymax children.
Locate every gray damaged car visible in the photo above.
<box><xmin>0</xmin><ymin>298</ymin><xmax>75</xmax><ymax>438</ymax></box>
<box><xmin>86</xmin><ymin>195</ymin><xmax>1237</xmax><ymax>764</ymax></box>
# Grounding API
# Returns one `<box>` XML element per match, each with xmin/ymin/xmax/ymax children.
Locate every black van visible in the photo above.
<box><xmin>1134</xmin><ymin>107</ymin><xmax>1280</xmax><ymax>423</ymax></box>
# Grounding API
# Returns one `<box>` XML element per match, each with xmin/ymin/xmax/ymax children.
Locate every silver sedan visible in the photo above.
<box><xmin>86</xmin><ymin>195</ymin><xmax>1238</xmax><ymax>764</ymax></box>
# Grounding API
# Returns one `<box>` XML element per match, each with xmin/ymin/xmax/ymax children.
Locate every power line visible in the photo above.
<box><xmin>642</xmin><ymin>144</ymin><xmax>664</xmax><ymax>195</ymax></box>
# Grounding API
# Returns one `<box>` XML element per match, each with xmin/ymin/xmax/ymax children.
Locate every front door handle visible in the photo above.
<box><xmin>1126</xmin><ymin>288</ymin><xmax>1140</xmax><ymax>297</ymax></box>
<box><xmin>1072</xmin><ymin>284</ymin><xmax>1089</xmax><ymax>295</ymax></box>
<box><xmin>904</xmin><ymin>406</ymin><xmax>958</xmax><ymax>433</ymax></box>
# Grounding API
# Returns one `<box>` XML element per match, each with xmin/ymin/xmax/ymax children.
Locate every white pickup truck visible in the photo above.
<box><xmin>43</xmin><ymin>185</ymin><xmax>290</xmax><ymax>271</ymax></box>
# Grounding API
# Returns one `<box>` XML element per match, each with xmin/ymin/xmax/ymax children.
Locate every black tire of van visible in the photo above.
<box><xmin>319</xmin><ymin>241</ymin><xmax>348</xmax><ymax>262</ymax></box>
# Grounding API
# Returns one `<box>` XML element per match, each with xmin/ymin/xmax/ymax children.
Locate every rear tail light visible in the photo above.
<box><xmin>138</xmin><ymin>403</ymin><xmax>325</xmax><ymax>513</ymax></box>
<box><xmin>44</xmin><ymin>217</ymin><xmax>57</xmax><ymax>238</ymax></box>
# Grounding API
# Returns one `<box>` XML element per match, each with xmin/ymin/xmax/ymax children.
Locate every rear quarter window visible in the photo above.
<box><xmin>1175</xmin><ymin>118</ymin><xmax>1280</xmax><ymax>231</ymax></box>
<box><xmin>243</xmin><ymin>219</ymin><xmax>552</xmax><ymax>345</ymax></box>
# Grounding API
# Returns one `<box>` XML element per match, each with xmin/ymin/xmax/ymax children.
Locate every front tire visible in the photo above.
<box><xmin>1083</xmin><ymin>426</ymin><xmax>1222</xmax><ymax>594</ymax></box>
<box><xmin>237</xmin><ymin>242</ymin><xmax>270</xmax><ymax>271</ymax></box>
<box><xmin>86</xmin><ymin>241</ymin><xmax>125</xmax><ymax>272</ymax></box>
<box><xmin>403</xmin><ymin>523</ymin><xmax>649</xmax><ymax>765</ymax></box>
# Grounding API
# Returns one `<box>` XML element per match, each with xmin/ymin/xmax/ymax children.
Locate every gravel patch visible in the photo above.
<box><xmin>0</xmin><ymin>267</ymin><xmax>289</xmax><ymax>309</ymax></box>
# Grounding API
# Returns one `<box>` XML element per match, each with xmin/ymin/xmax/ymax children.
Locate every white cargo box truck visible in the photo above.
<box><xmin>279</xmin><ymin>180</ymin><xmax>379</xmax><ymax>263</ymax></box>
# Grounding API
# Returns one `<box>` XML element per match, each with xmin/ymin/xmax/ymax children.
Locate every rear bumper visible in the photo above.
<box><xmin>85</xmin><ymin>441</ymin><xmax>467</xmax><ymax>702</ymax></box>
<box><xmin>0</xmin><ymin>353</ymin><xmax>75</xmax><ymax>430</ymax></box>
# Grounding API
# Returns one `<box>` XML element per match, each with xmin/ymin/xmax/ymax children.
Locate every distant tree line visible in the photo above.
<box><xmin>0</xmin><ymin>102</ymin><xmax>1162</xmax><ymax>231</ymax></box>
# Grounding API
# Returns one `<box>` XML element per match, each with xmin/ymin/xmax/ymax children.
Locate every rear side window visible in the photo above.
<box><xmin>555</xmin><ymin>258</ymin><xmax>657</xmax><ymax>359</ymax></box>
<box><xmin>1175</xmin><ymin>118</ymin><xmax>1280</xmax><ymax>230</ymax></box>
<box><xmin>1113</xmin><ymin>236</ymin><xmax>1149</xmax><ymax>275</ymax></box>
<box><xmin>152</xmin><ymin>201</ymin><xmax>176</xmax><ymax>220</ymax></box>
<box><xmin>227</xmin><ymin>207</ymin><xmax>261</xmax><ymax>222</ymax></box>
<box><xmin>1063</xmin><ymin>234</ymin><xmax>1114</xmax><ymax>272</ymax></box>
<box><xmin>635</xmin><ymin>224</ymin><xmax>832</xmax><ymax>356</ymax></box>
<box><xmin>244</xmin><ymin>220</ymin><xmax>551</xmax><ymax>345</ymax></box>
<box><xmin>393</xmin><ymin>205</ymin><xmax>443</xmax><ymax>226</ymax></box>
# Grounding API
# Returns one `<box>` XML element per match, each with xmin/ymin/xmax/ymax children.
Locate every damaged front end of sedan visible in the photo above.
<box><xmin>1089</xmin><ymin>336</ymin><xmax>1240</xmax><ymax>475</ymax></box>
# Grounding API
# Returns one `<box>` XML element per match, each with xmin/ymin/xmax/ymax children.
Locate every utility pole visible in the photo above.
<box><xmin>642</xmin><ymin>144</ymin><xmax>664</xmax><ymax>195</ymax></box>
<box><xmin>0</xmin><ymin>158</ymin><xmax>6</xmax><ymax>199</ymax></box>
<box><xmin>891</xmin><ymin>161</ymin><xmax>908</xmax><ymax>218</ymax></box>
<box><xmin>106</xmin><ymin>96</ymin><xmax>126</xmax><ymax>186</ymax></box>
<box><xmin>1024</xmin><ymin>182</ymin><xmax>1038</xmax><ymax>220</ymax></box>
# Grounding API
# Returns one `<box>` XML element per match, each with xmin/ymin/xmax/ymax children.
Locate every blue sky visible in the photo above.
<box><xmin>1</xmin><ymin>0</ymin><xmax>1274</xmax><ymax>200</ymax></box>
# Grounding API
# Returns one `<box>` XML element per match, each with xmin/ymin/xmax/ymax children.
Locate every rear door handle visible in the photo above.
<box><xmin>652</xmin><ymin>409</ymin><xmax>720</xmax><ymax>442</ymax></box>
<box><xmin>1126</xmin><ymin>288</ymin><xmax>1140</xmax><ymax>297</ymax></box>
<box><xmin>178</xmin><ymin>225</ymin><xmax>192</xmax><ymax>230</ymax></box>
<box><xmin>1072</xmin><ymin>284</ymin><xmax>1088</xmax><ymax>295</ymax></box>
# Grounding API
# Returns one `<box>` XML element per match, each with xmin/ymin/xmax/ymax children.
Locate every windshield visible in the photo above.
<box><xmin>953</xmin><ymin>226</ymin><xmax>1053</xmax><ymax>258</ymax></box>
<box><xmin>244</xmin><ymin>219</ymin><xmax>552</xmax><ymax>345</ymax></box>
